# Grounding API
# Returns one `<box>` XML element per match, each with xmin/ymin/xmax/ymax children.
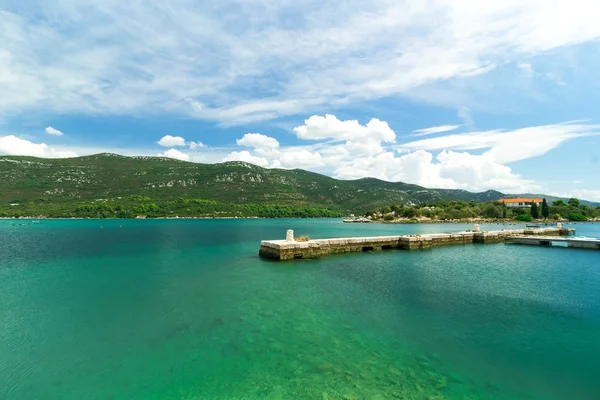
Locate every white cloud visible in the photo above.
<box><xmin>219</xmin><ymin>113</ymin><xmax>558</xmax><ymax>192</ymax></box>
<box><xmin>549</xmin><ymin>190</ymin><xmax>600</xmax><ymax>203</ymax></box>
<box><xmin>236</xmin><ymin>133</ymin><xmax>280</xmax><ymax>150</ymax></box>
<box><xmin>0</xmin><ymin>135</ymin><xmax>78</xmax><ymax>157</ymax></box>
<box><xmin>518</xmin><ymin>62</ymin><xmax>535</xmax><ymax>77</ymax></box>
<box><xmin>45</xmin><ymin>126</ymin><xmax>63</xmax><ymax>136</ymax></box>
<box><xmin>294</xmin><ymin>114</ymin><xmax>396</xmax><ymax>143</ymax></box>
<box><xmin>189</xmin><ymin>141</ymin><xmax>205</xmax><ymax>150</ymax></box>
<box><xmin>278</xmin><ymin>149</ymin><xmax>325</xmax><ymax>169</ymax></box>
<box><xmin>157</xmin><ymin>148</ymin><xmax>190</xmax><ymax>161</ymax></box>
<box><xmin>0</xmin><ymin>135</ymin><xmax>228</xmax><ymax>163</ymax></box>
<box><xmin>4</xmin><ymin>1</ymin><xmax>600</xmax><ymax>123</ymax></box>
<box><xmin>402</xmin><ymin>122</ymin><xmax>600</xmax><ymax>163</ymax></box>
<box><xmin>567</xmin><ymin>190</ymin><xmax>600</xmax><ymax>202</ymax></box>
<box><xmin>412</xmin><ymin>125</ymin><xmax>460</xmax><ymax>136</ymax></box>
<box><xmin>222</xmin><ymin>150</ymin><xmax>269</xmax><ymax>167</ymax></box>
<box><xmin>157</xmin><ymin>135</ymin><xmax>186</xmax><ymax>147</ymax></box>
<box><xmin>457</xmin><ymin>107</ymin><xmax>475</xmax><ymax>131</ymax></box>
<box><xmin>517</xmin><ymin>62</ymin><xmax>569</xmax><ymax>86</ymax></box>
<box><xmin>329</xmin><ymin>149</ymin><xmax>536</xmax><ymax>193</ymax></box>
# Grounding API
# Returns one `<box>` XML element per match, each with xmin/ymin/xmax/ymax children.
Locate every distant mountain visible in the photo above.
<box><xmin>0</xmin><ymin>153</ymin><xmax>597</xmax><ymax>213</ymax></box>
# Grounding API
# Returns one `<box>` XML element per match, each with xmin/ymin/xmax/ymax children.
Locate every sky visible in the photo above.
<box><xmin>1</xmin><ymin>0</ymin><xmax>600</xmax><ymax>200</ymax></box>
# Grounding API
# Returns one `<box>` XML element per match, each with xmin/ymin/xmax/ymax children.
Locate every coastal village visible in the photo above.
<box><xmin>344</xmin><ymin>197</ymin><xmax>600</xmax><ymax>224</ymax></box>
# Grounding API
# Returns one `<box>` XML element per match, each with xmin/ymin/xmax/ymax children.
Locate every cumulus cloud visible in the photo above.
<box><xmin>217</xmin><ymin>114</ymin><xmax>600</xmax><ymax>193</ymax></box>
<box><xmin>157</xmin><ymin>148</ymin><xmax>190</xmax><ymax>161</ymax></box>
<box><xmin>328</xmin><ymin>149</ymin><xmax>536</xmax><ymax>192</ymax></box>
<box><xmin>278</xmin><ymin>149</ymin><xmax>325</xmax><ymax>169</ymax></box>
<box><xmin>236</xmin><ymin>133</ymin><xmax>280</xmax><ymax>150</ymax></box>
<box><xmin>0</xmin><ymin>135</ymin><xmax>78</xmax><ymax>158</ymax></box>
<box><xmin>222</xmin><ymin>151</ymin><xmax>269</xmax><ymax>167</ymax></box>
<box><xmin>45</xmin><ymin>126</ymin><xmax>63</xmax><ymax>136</ymax></box>
<box><xmin>292</xmin><ymin>114</ymin><xmax>396</xmax><ymax>157</ymax></box>
<box><xmin>294</xmin><ymin>114</ymin><xmax>395</xmax><ymax>143</ymax></box>
<box><xmin>157</xmin><ymin>135</ymin><xmax>186</xmax><ymax>147</ymax></box>
<box><xmin>412</xmin><ymin>125</ymin><xmax>460</xmax><ymax>136</ymax></box>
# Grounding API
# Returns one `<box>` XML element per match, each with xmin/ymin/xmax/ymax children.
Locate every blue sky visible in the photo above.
<box><xmin>1</xmin><ymin>0</ymin><xmax>600</xmax><ymax>200</ymax></box>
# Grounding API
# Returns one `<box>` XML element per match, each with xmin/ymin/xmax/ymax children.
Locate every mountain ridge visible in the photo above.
<box><xmin>1</xmin><ymin>153</ymin><xmax>597</xmax><ymax>212</ymax></box>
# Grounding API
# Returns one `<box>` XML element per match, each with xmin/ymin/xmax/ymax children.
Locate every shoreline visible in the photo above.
<box><xmin>345</xmin><ymin>219</ymin><xmax>599</xmax><ymax>224</ymax></box>
<box><xmin>0</xmin><ymin>216</ymin><xmax>266</xmax><ymax>220</ymax></box>
<box><xmin>1</xmin><ymin>216</ymin><xmax>597</xmax><ymax>224</ymax></box>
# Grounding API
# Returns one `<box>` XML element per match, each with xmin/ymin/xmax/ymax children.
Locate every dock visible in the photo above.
<box><xmin>506</xmin><ymin>235</ymin><xmax>600</xmax><ymax>250</ymax></box>
<box><xmin>259</xmin><ymin>225</ymin><xmax>579</xmax><ymax>261</ymax></box>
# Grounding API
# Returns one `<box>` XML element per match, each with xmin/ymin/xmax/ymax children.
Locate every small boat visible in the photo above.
<box><xmin>526</xmin><ymin>224</ymin><xmax>541</xmax><ymax>228</ymax></box>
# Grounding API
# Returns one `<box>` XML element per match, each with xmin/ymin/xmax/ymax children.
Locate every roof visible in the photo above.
<box><xmin>499</xmin><ymin>198</ymin><xmax>542</xmax><ymax>203</ymax></box>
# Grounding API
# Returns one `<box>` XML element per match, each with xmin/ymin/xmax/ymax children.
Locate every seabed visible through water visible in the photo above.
<box><xmin>1</xmin><ymin>219</ymin><xmax>599</xmax><ymax>400</ymax></box>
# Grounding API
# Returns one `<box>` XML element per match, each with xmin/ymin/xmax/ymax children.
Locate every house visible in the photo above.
<box><xmin>498</xmin><ymin>198</ymin><xmax>542</xmax><ymax>208</ymax></box>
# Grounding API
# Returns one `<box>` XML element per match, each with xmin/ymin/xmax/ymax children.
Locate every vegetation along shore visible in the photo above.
<box><xmin>346</xmin><ymin>198</ymin><xmax>600</xmax><ymax>224</ymax></box>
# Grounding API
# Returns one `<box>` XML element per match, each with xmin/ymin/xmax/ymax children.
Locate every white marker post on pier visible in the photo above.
<box><xmin>286</xmin><ymin>229</ymin><xmax>294</xmax><ymax>242</ymax></box>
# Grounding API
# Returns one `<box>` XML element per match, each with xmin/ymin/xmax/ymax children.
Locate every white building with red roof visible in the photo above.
<box><xmin>498</xmin><ymin>198</ymin><xmax>542</xmax><ymax>208</ymax></box>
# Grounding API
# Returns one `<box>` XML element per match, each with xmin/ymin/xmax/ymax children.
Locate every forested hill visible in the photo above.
<box><xmin>0</xmin><ymin>153</ymin><xmax>595</xmax><ymax>217</ymax></box>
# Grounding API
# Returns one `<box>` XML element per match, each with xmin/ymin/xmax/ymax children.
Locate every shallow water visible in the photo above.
<box><xmin>1</xmin><ymin>219</ymin><xmax>599</xmax><ymax>399</ymax></box>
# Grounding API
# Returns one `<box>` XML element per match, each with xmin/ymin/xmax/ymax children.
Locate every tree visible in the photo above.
<box><xmin>568</xmin><ymin>198</ymin><xmax>580</xmax><ymax>208</ymax></box>
<box><xmin>515</xmin><ymin>215</ymin><xmax>532</xmax><ymax>222</ymax></box>
<box><xmin>531</xmin><ymin>201</ymin><xmax>540</xmax><ymax>219</ymax></box>
<box><xmin>541</xmin><ymin>198</ymin><xmax>550</xmax><ymax>219</ymax></box>
<box><xmin>402</xmin><ymin>207</ymin><xmax>417</xmax><ymax>218</ymax></box>
<box><xmin>568</xmin><ymin>213</ymin><xmax>587</xmax><ymax>222</ymax></box>
<box><xmin>512</xmin><ymin>207</ymin><xmax>527</xmax><ymax>216</ymax></box>
<box><xmin>483</xmin><ymin>204</ymin><xmax>501</xmax><ymax>219</ymax></box>
<box><xmin>502</xmin><ymin>203</ymin><xmax>507</xmax><ymax>218</ymax></box>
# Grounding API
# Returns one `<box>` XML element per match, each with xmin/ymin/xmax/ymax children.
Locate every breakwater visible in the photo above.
<box><xmin>259</xmin><ymin>226</ymin><xmax>576</xmax><ymax>261</ymax></box>
<box><xmin>506</xmin><ymin>235</ymin><xmax>600</xmax><ymax>250</ymax></box>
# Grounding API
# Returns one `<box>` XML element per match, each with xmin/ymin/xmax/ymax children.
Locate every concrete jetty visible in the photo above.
<box><xmin>259</xmin><ymin>226</ymin><xmax>577</xmax><ymax>261</ymax></box>
<box><xmin>506</xmin><ymin>235</ymin><xmax>600</xmax><ymax>250</ymax></box>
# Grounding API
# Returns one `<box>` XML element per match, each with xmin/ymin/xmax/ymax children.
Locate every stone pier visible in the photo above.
<box><xmin>505</xmin><ymin>235</ymin><xmax>600</xmax><ymax>250</ymax></box>
<box><xmin>259</xmin><ymin>226</ymin><xmax>577</xmax><ymax>261</ymax></box>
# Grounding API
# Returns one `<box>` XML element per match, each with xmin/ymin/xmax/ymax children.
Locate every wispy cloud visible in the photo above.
<box><xmin>412</xmin><ymin>125</ymin><xmax>460</xmax><ymax>136</ymax></box>
<box><xmin>402</xmin><ymin>122</ymin><xmax>600</xmax><ymax>164</ymax></box>
<box><xmin>457</xmin><ymin>107</ymin><xmax>475</xmax><ymax>131</ymax></box>
<box><xmin>2</xmin><ymin>1</ymin><xmax>600</xmax><ymax>124</ymax></box>
<box><xmin>517</xmin><ymin>62</ymin><xmax>569</xmax><ymax>86</ymax></box>
<box><xmin>518</xmin><ymin>62</ymin><xmax>535</xmax><ymax>77</ymax></box>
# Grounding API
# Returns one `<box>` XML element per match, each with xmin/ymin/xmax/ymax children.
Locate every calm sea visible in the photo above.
<box><xmin>1</xmin><ymin>219</ymin><xmax>599</xmax><ymax>400</ymax></box>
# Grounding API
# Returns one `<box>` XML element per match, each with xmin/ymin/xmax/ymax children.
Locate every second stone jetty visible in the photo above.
<box><xmin>259</xmin><ymin>225</ymin><xmax>576</xmax><ymax>261</ymax></box>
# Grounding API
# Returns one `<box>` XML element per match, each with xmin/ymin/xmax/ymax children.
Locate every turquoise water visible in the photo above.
<box><xmin>1</xmin><ymin>219</ymin><xmax>599</xmax><ymax>400</ymax></box>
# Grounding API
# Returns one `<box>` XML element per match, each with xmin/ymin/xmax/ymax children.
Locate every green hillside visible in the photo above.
<box><xmin>0</xmin><ymin>153</ymin><xmax>595</xmax><ymax>218</ymax></box>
